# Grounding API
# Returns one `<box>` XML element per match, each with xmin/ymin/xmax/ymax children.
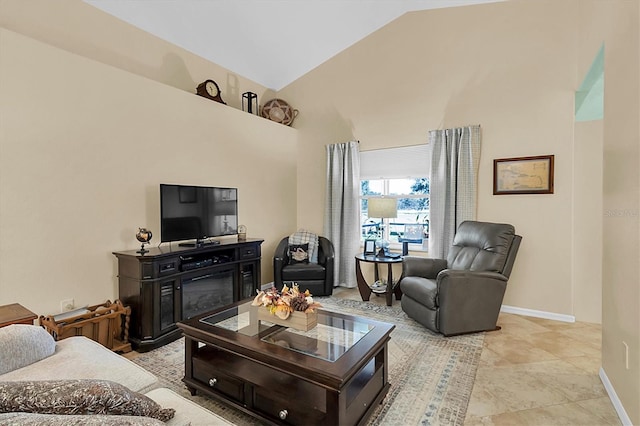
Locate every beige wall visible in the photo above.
<box><xmin>572</xmin><ymin>120</ymin><xmax>603</xmax><ymax>322</ymax></box>
<box><xmin>280</xmin><ymin>0</ymin><xmax>586</xmax><ymax>318</ymax></box>
<box><xmin>0</xmin><ymin>0</ymin><xmax>276</xmax><ymax>109</ymax></box>
<box><xmin>0</xmin><ymin>27</ymin><xmax>298</xmax><ymax>316</ymax></box>
<box><xmin>595</xmin><ymin>1</ymin><xmax>639</xmax><ymax>423</ymax></box>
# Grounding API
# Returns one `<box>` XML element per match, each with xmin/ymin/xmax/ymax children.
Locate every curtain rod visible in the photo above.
<box><xmin>360</xmin><ymin>142</ymin><xmax>428</xmax><ymax>153</ymax></box>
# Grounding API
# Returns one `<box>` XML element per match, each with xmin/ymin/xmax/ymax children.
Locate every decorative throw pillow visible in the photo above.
<box><xmin>0</xmin><ymin>380</ymin><xmax>175</xmax><ymax>422</ymax></box>
<box><xmin>288</xmin><ymin>230</ymin><xmax>319</xmax><ymax>264</ymax></box>
<box><xmin>0</xmin><ymin>324</ymin><xmax>56</xmax><ymax>375</ymax></box>
<box><xmin>288</xmin><ymin>243</ymin><xmax>309</xmax><ymax>264</ymax></box>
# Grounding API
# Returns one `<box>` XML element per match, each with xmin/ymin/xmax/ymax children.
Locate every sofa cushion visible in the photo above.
<box><xmin>0</xmin><ymin>412</ymin><xmax>166</xmax><ymax>425</ymax></box>
<box><xmin>145</xmin><ymin>388</ymin><xmax>234</xmax><ymax>426</ymax></box>
<box><xmin>0</xmin><ymin>380</ymin><xmax>175</xmax><ymax>421</ymax></box>
<box><xmin>289</xmin><ymin>230</ymin><xmax>319</xmax><ymax>263</ymax></box>
<box><xmin>0</xmin><ymin>336</ymin><xmax>159</xmax><ymax>394</ymax></box>
<box><xmin>0</xmin><ymin>324</ymin><xmax>56</xmax><ymax>375</ymax></box>
<box><xmin>281</xmin><ymin>263</ymin><xmax>326</xmax><ymax>281</ymax></box>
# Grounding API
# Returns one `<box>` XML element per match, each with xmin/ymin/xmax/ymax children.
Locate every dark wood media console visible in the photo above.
<box><xmin>113</xmin><ymin>238</ymin><xmax>263</xmax><ymax>352</ymax></box>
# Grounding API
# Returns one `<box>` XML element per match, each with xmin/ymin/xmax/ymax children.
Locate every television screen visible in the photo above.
<box><xmin>160</xmin><ymin>184</ymin><xmax>238</xmax><ymax>243</ymax></box>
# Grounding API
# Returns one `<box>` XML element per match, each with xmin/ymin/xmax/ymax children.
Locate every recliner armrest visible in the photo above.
<box><xmin>435</xmin><ymin>269</ymin><xmax>509</xmax><ymax>336</ymax></box>
<box><xmin>436</xmin><ymin>269</ymin><xmax>508</xmax><ymax>298</ymax></box>
<box><xmin>401</xmin><ymin>256</ymin><xmax>447</xmax><ymax>280</ymax></box>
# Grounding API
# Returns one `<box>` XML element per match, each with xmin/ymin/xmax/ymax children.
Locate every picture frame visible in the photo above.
<box><xmin>364</xmin><ymin>239</ymin><xmax>377</xmax><ymax>255</ymax></box>
<box><xmin>493</xmin><ymin>155</ymin><xmax>554</xmax><ymax>195</ymax></box>
<box><xmin>402</xmin><ymin>224</ymin><xmax>424</xmax><ymax>243</ymax></box>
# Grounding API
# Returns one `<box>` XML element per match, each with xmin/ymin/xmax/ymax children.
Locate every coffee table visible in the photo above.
<box><xmin>177</xmin><ymin>300</ymin><xmax>395</xmax><ymax>426</ymax></box>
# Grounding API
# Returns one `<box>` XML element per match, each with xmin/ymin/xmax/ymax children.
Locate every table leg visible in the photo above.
<box><xmin>355</xmin><ymin>258</ymin><xmax>372</xmax><ymax>301</ymax></box>
<box><xmin>385</xmin><ymin>264</ymin><xmax>393</xmax><ymax>306</ymax></box>
<box><xmin>184</xmin><ymin>337</ymin><xmax>197</xmax><ymax>395</ymax></box>
<box><xmin>394</xmin><ymin>280</ymin><xmax>403</xmax><ymax>301</ymax></box>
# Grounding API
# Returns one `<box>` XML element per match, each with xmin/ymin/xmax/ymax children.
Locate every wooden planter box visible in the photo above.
<box><xmin>40</xmin><ymin>300</ymin><xmax>131</xmax><ymax>353</ymax></box>
<box><xmin>256</xmin><ymin>306</ymin><xmax>317</xmax><ymax>331</ymax></box>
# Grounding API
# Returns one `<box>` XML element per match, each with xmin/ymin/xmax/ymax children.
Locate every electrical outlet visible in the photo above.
<box><xmin>623</xmin><ymin>341</ymin><xmax>629</xmax><ymax>370</ymax></box>
<box><xmin>60</xmin><ymin>298</ymin><xmax>74</xmax><ymax>313</ymax></box>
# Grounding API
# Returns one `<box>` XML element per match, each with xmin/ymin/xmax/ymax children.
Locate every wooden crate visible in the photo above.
<box><xmin>257</xmin><ymin>306</ymin><xmax>317</xmax><ymax>331</ymax></box>
<box><xmin>40</xmin><ymin>300</ymin><xmax>131</xmax><ymax>353</ymax></box>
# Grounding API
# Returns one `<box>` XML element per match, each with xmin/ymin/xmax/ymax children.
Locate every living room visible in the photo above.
<box><xmin>0</xmin><ymin>0</ymin><xmax>637</xmax><ymax>424</ymax></box>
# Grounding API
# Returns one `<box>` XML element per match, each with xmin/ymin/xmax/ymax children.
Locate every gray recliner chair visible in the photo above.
<box><xmin>399</xmin><ymin>221</ymin><xmax>522</xmax><ymax>336</ymax></box>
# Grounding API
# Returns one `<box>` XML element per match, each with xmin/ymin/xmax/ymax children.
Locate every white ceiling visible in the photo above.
<box><xmin>85</xmin><ymin>0</ymin><xmax>503</xmax><ymax>90</ymax></box>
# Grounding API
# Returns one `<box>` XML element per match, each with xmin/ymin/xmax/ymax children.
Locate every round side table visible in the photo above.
<box><xmin>354</xmin><ymin>254</ymin><xmax>403</xmax><ymax>306</ymax></box>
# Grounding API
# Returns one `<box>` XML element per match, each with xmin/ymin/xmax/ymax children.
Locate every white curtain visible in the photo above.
<box><xmin>428</xmin><ymin>125</ymin><xmax>481</xmax><ymax>258</ymax></box>
<box><xmin>324</xmin><ymin>141</ymin><xmax>361</xmax><ymax>288</ymax></box>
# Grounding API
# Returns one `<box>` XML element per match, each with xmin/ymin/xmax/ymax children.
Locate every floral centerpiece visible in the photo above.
<box><xmin>251</xmin><ymin>284</ymin><xmax>321</xmax><ymax>331</ymax></box>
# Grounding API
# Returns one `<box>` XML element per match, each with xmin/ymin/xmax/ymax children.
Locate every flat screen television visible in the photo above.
<box><xmin>160</xmin><ymin>184</ymin><xmax>238</xmax><ymax>245</ymax></box>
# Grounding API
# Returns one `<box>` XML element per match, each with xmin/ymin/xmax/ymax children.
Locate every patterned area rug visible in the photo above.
<box><xmin>130</xmin><ymin>297</ymin><xmax>484</xmax><ymax>425</ymax></box>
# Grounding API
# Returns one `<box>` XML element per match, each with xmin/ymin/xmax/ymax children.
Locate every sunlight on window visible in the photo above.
<box><xmin>360</xmin><ymin>178</ymin><xmax>429</xmax><ymax>250</ymax></box>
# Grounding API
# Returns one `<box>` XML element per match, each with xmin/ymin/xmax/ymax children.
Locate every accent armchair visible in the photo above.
<box><xmin>399</xmin><ymin>221</ymin><xmax>522</xmax><ymax>336</ymax></box>
<box><xmin>273</xmin><ymin>236</ymin><xmax>335</xmax><ymax>296</ymax></box>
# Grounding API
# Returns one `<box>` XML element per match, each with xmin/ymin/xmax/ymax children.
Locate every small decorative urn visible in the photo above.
<box><xmin>238</xmin><ymin>224</ymin><xmax>247</xmax><ymax>241</ymax></box>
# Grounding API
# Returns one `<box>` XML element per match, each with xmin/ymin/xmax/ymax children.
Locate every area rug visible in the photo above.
<box><xmin>130</xmin><ymin>297</ymin><xmax>484</xmax><ymax>425</ymax></box>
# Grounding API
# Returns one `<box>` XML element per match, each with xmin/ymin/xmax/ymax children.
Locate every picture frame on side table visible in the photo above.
<box><xmin>364</xmin><ymin>239</ymin><xmax>376</xmax><ymax>255</ymax></box>
<box><xmin>493</xmin><ymin>155</ymin><xmax>554</xmax><ymax>195</ymax></box>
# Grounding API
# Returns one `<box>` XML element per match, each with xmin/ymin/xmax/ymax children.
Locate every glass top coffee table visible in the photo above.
<box><xmin>178</xmin><ymin>299</ymin><xmax>395</xmax><ymax>426</ymax></box>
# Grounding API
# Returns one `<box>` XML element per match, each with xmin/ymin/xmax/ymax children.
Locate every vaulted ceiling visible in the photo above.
<box><xmin>85</xmin><ymin>0</ymin><xmax>504</xmax><ymax>90</ymax></box>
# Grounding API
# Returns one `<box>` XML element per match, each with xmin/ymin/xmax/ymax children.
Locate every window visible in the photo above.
<box><xmin>361</xmin><ymin>179</ymin><xmax>429</xmax><ymax>250</ymax></box>
<box><xmin>359</xmin><ymin>145</ymin><xmax>430</xmax><ymax>251</ymax></box>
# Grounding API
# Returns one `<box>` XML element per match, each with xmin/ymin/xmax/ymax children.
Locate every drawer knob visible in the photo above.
<box><xmin>279</xmin><ymin>409</ymin><xmax>288</xmax><ymax>420</ymax></box>
<box><xmin>208</xmin><ymin>378</ymin><xmax>217</xmax><ymax>387</ymax></box>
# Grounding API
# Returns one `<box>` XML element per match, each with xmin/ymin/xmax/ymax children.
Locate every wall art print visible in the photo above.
<box><xmin>493</xmin><ymin>155</ymin><xmax>554</xmax><ymax>195</ymax></box>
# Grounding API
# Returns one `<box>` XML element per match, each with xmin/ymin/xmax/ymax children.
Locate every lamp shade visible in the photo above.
<box><xmin>368</xmin><ymin>197</ymin><xmax>397</xmax><ymax>219</ymax></box>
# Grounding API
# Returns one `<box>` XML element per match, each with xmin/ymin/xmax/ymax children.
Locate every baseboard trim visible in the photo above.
<box><xmin>599</xmin><ymin>367</ymin><xmax>632</xmax><ymax>425</ymax></box>
<box><xmin>500</xmin><ymin>305</ymin><xmax>576</xmax><ymax>323</ymax></box>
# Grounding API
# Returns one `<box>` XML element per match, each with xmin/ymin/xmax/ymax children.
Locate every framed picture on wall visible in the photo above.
<box><xmin>364</xmin><ymin>239</ymin><xmax>376</xmax><ymax>255</ymax></box>
<box><xmin>493</xmin><ymin>155</ymin><xmax>554</xmax><ymax>195</ymax></box>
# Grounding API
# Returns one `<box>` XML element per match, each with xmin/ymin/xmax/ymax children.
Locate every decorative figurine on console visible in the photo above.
<box><xmin>237</xmin><ymin>225</ymin><xmax>247</xmax><ymax>241</ymax></box>
<box><xmin>136</xmin><ymin>228</ymin><xmax>152</xmax><ymax>254</ymax></box>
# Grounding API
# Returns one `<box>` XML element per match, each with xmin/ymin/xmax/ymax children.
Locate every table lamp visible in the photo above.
<box><xmin>367</xmin><ymin>197</ymin><xmax>397</xmax><ymax>257</ymax></box>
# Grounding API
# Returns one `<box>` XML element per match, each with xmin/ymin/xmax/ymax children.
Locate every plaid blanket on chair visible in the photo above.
<box><xmin>288</xmin><ymin>229</ymin><xmax>319</xmax><ymax>264</ymax></box>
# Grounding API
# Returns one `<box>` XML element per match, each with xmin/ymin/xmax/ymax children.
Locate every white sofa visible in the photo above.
<box><xmin>0</xmin><ymin>324</ymin><xmax>232</xmax><ymax>425</ymax></box>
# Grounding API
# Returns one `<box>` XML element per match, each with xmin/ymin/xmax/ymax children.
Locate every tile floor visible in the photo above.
<box><xmin>332</xmin><ymin>287</ymin><xmax>622</xmax><ymax>426</ymax></box>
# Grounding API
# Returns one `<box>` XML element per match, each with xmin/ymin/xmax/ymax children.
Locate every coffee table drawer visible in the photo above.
<box><xmin>253</xmin><ymin>385</ymin><xmax>325</xmax><ymax>425</ymax></box>
<box><xmin>193</xmin><ymin>356</ymin><xmax>244</xmax><ymax>402</ymax></box>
